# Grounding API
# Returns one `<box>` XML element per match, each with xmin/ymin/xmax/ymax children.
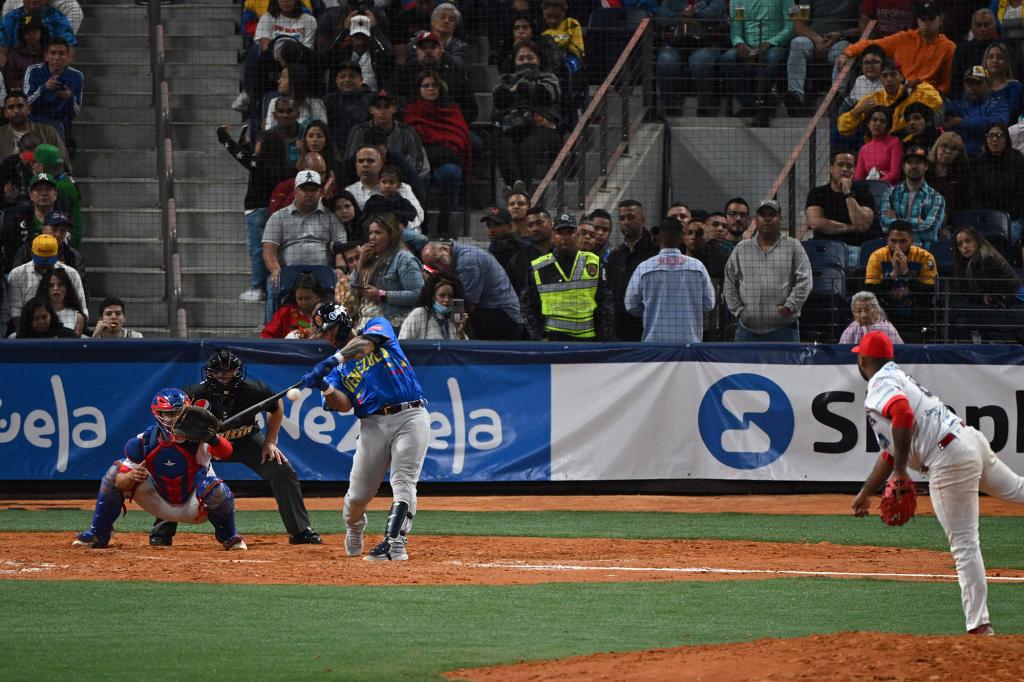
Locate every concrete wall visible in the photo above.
<box><xmin>585</xmin><ymin>119</ymin><xmax>830</xmax><ymax>245</ymax></box>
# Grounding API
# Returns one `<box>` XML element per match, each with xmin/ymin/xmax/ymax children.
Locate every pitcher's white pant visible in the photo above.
<box><xmin>343</xmin><ymin>407</ymin><xmax>429</xmax><ymax>531</ymax></box>
<box><xmin>927</xmin><ymin>426</ymin><xmax>1024</xmax><ymax>630</ymax></box>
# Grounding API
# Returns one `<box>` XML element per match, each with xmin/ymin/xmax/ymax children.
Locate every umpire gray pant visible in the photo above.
<box><xmin>343</xmin><ymin>407</ymin><xmax>430</xmax><ymax>531</ymax></box>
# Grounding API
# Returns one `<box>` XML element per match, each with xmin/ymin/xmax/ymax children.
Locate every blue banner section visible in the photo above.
<box><xmin>0</xmin><ymin>339</ymin><xmax>551</xmax><ymax>482</ymax></box>
<box><xmin>1</xmin><ymin>339</ymin><xmax>1021</xmax><ymax>481</ymax></box>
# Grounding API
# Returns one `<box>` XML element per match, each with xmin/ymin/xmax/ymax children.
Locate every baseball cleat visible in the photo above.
<box><xmin>968</xmin><ymin>624</ymin><xmax>995</xmax><ymax>636</ymax></box>
<box><xmin>224</xmin><ymin>536</ymin><xmax>248</xmax><ymax>551</ymax></box>
<box><xmin>71</xmin><ymin>531</ymin><xmax>110</xmax><ymax>549</ymax></box>
<box><xmin>345</xmin><ymin>514</ymin><xmax>367</xmax><ymax>557</ymax></box>
<box><xmin>365</xmin><ymin>537</ymin><xmax>407</xmax><ymax>561</ymax></box>
<box><xmin>148</xmin><ymin>536</ymin><xmax>173</xmax><ymax>547</ymax></box>
<box><xmin>289</xmin><ymin>528</ymin><xmax>323</xmax><ymax>545</ymax></box>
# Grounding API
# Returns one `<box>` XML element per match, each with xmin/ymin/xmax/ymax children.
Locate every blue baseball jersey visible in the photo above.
<box><xmin>123</xmin><ymin>426</ymin><xmax>213</xmax><ymax>505</ymax></box>
<box><xmin>323</xmin><ymin>317</ymin><xmax>424</xmax><ymax>418</ymax></box>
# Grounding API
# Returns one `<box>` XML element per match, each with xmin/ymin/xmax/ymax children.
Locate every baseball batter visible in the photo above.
<box><xmin>72</xmin><ymin>388</ymin><xmax>247</xmax><ymax>551</ymax></box>
<box><xmin>300</xmin><ymin>302</ymin><xmax>429</xmax><ymax>561</ymax></box>
<box><xmin>851</xmin><ymin>331</ymin><xmax>1024</xmax><ymax>635</ymax></box>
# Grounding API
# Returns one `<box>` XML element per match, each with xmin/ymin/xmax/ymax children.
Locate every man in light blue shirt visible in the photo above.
<box><xmin>624</xmin><ymin>217</ymin><xmax>715</xmax><ymax>343</ymax></box>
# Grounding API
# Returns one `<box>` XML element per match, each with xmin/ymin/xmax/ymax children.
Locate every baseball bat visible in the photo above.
<box><xmin>217</xmin><ymin>380</ymin><xmax>303</xmax><ymax>431</ymax></box>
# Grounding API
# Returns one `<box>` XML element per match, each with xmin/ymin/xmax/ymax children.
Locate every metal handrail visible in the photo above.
<box><xmin>148</xmin><ymin>0</ymin><xmax>187</xmax><ymax>337</ymax></box>
<box><xmin>531</xmin><ymin>17</ymin><xmax>653</xmax><ymax>212</ymax></box>
<box><xmin>766</xmin><ymin>20</ymin><xmax>877</xmax><ymax>235</ymax></box>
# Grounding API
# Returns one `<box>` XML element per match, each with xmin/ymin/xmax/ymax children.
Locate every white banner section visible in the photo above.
<box><xmin>550</xmin><ymin>362</ymin><xmax>1024</xmax><ymax>481</ymax></box>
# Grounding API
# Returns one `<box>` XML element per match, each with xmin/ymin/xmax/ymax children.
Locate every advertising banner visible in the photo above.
<box><xmin>2</xmin><ymin>341</ymin><xmax>1022</xmax><ymax>482</ymax></box>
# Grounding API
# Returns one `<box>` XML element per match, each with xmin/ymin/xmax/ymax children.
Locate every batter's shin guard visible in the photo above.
<box><xmin>80</xmin><ymin>463</ymin><xmax>125</xmax><ymax>543</ymax></box>
<box><xmin>384</xmin><ymin>501</ymin><xmax>412</xmax><ymax>540</ymax></box>
<box><xmin>202</xmin><ymin>480</ymin><xmax>239</xmax><ymax>544</ymax></box>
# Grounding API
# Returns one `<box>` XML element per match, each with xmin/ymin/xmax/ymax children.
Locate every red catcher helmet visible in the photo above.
<box><xmin>150</xmin><ymin>388</ymin><xmax>190</xmax><ymax>433</ymax></box>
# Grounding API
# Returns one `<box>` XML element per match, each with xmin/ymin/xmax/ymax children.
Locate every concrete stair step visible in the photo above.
<box><xmin>77</xmin><ymin>177</ymin><xmax>246</xmax><ymax>209</ymax></box>
<box><xmin>184</xmin><ymin>298</ymin><xmax>265</xmax><ymax>327</ymax></box>
<box><xmin>188</xmin><ymin>326</ymin><xmax>263</xmax><ymax>339</ymax></box>
<box><xmin>76</xmin><ymin>63</ymin><xmax>239</xmax><ymax>80</ymax></box>
<box><xmin>82</xmin><ymin>92</ymin><xmax>231</xmax><ymax>109</ymax></box>
<box><xmin>86</xmin><ymin>267</ymin><xmax>166</xmax><ymax>299</ymax></box>
<box><xmin>180</xmin><ymin>268</ymin><xmax>253</xmax><ymax>298</ymax></box>
<box><xmin>78</xmin><ymin>34</ymin><xmax>235</xmax><ymax>50</ymax></box>
<box><xmin>80</xmin><ymin>237</ymin><xmax>248</xmax><ymax>270</ymax></box>
<box><xmin>74</xmin><ymin>122</ymin><xmax>238</xmax><ymax>149</ymax></box>
<box><xmin>86</xmin><ymin>296</ymin><xmax>169</xmax><ymax>327</ymax></box>
<box><xmin>83</xmin><ymin>208</ymin><xmax>242</xmax><ymax>239</ymax></box>
<box><xmin>75</xmin><ymin>148</ymin><xmax>246</xmax><ymax>178</ymax></box>
<box><xmin>75</xmin><ymin>47</ymin><xmax>239</xmax><ymax>65</ymax></box>
<box><xmin>84</xmin><ymin>14</ymin><xmax>236</xmax><ymax>36</ymax></box>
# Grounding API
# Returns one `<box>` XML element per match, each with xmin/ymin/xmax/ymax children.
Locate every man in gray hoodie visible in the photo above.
<box><xmin>723</xmin><ymin>199</ymin><xmax>812</xmax><ymax>342</ymax></box>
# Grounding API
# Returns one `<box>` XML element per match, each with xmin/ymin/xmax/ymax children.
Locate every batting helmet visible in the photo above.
<box><xmin>204</xmin><ymin>349</ymin><xmax>245</xmax><ymax>394</ymax></box>
<box><xmin>312</xmin><ymin>302</ymin><xmax>353</xmax><ymax>344</ymax></box>
<box><xmin>151</xmin><ymin>388</ymin><xmax>190</xmax><ymax>433</ymax></box>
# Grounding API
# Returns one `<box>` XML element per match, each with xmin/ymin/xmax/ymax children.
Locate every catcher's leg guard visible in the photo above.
<box><xmin>198</xmin><ymin>476</ymin><xmax>239</xmax><ymax>545</ymax></box>
<box><xmin>74</xmin><ymin>463</ymin><xmax>124</xmax><ymax>548</ymax></box>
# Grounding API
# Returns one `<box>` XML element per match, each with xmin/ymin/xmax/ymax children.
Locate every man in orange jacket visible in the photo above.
<box><xmin>836</xmin><ymin>0</ymin><xmax>955</xmax><ymax>94</ymax></box>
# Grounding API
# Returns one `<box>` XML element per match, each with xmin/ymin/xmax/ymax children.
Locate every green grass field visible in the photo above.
<box><xmin>2</xmin><ymin>508</ymin><xmax>1023</xmax><ymax>681</ymax></box>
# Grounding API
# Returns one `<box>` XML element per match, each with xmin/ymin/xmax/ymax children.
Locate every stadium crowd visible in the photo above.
<box><xmin>2</xmin><ymin>0</ymin><xmax>1024</xmax><ymax>344</ymax></box>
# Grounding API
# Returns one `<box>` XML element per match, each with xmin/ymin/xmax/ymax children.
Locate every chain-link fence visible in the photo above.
<box><xmin>9</xmin><ymin>2</ymin><xmax>1022</xmax><ymax>346</ymax></box>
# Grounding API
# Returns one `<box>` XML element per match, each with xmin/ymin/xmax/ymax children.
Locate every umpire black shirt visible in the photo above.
<box><xmin>184</xmin><ymin>379</ymin><xmax>279</xmax><ymax>442</ymax></box>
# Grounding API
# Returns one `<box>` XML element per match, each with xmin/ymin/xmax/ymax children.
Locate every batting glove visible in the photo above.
<box><xmin>300</xmin><ymin>370</ymin><xmax>330</xmax><ymax>391</ymax></box>
<box><xmin>314</xmin><ymin>356</ymin><xmax>340</xmax><ymax>378</ymax></box>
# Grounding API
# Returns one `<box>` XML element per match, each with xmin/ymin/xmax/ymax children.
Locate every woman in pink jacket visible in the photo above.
<box><xmin>855</xmin><ymin>106</ymin><xmax>903</xmax><ymax>185</ymax></box>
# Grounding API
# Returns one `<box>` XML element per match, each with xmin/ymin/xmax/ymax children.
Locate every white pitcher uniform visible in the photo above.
<box><xmin>865</xmin><ymin>361</ymin><xmax>1024</xmax><ymax>631</ymax></box>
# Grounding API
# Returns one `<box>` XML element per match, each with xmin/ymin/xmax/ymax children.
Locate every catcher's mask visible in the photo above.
<box><xmin>204</xmin><ymin>349</ymin><xmax>245</xmax><ymax>394</ymax></box>
<box><xmin>151</xmin><ymin>388</ymin><xmax>190</xmax><ymax>439</ymax></box>
<box><xmin>312</xmin><ymin>302</ymin><xmax>353</xmax><ymax>347</ymax></box>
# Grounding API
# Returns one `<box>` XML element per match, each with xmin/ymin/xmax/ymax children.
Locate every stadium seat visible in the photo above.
<box><xmin>585</xmin><ymin>8</ymin><xmax>649</xmax><ymax>86</ymax></box>
<box><xmin>855</xmin><ymin>237</ymin><xmax>887</xmax><ymax>271</ymax></box>
<box><xmin>802</xmin><ymin>263</ymin><xmax>848</xmax><ymax>342</ymax></box>
<box><xmin>951</xmin><ymin>209</ymin><xmax>1013</xmax><ymax>261</ymax></box>
<box><xmin>929</xmin><ymin>239</ymin><xmax>956</xmax><ymax>277</ymax></box>
<box><xmin>802</xmin><ymin>239</ymin><xmax>849</xmax><ymax>271</ymax></box>
<box><xmin>276</xmin><ymin>265</ymin><xmax>336</xmax><ymax>308</ymax></box>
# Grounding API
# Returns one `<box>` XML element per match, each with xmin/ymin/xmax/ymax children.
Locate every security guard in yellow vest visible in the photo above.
<box><xmin>521</xmin><ymin>212</ymin><xmax>614</xmax><ymax>341</ymax></box>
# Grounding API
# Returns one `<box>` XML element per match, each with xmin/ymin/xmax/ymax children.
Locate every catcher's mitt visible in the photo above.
<box><xmin>170</xmin><ymin>405</ymin><xmax>220</xmax><ymax>442</ymax></box>
<box><xmin>879</xmin><ymin>477</ymin><xmax>917</xmax><ymax>526</ymax></box>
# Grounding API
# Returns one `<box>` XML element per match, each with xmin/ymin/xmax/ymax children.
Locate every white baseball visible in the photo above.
<box><xmin>286</xmin><ymin>388</ymin><xmax>301</xmax><ymax>401</ymax></box>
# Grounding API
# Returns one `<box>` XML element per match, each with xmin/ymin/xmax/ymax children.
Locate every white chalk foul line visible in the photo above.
<box><xmin>453</xmin><ymin>561</ymin><xmax>1024</xmax><ymax>583</ymax></box>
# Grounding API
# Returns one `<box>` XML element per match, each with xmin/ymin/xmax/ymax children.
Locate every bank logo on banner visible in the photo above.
<box><xmin>697</xmin><ymin>373</ymin><xmax>795</xmax><ymax>469</ymax></box>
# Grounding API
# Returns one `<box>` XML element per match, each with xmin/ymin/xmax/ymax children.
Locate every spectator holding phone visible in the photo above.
<box><xmin>399</xmin><ymin>271</ymin><xmax>470</xmax><ymax>340</ymax></box>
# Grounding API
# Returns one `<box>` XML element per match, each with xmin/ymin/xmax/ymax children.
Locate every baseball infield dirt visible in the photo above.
<box><xmin>4</xmin><ymin>495</ymin><xmax>1023</xmax><ymax>680</ymax></box>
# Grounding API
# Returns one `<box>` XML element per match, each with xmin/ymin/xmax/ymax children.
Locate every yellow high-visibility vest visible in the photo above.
<box><xmin>531</xmin><ymin>250</ymin><xmax>600</xmax><ymax>338</ymax></box>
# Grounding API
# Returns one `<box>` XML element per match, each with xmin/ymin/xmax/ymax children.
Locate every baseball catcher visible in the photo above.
<box><xmin>72</xmin><ymin>388</ymin><xmax>247</xmax><ymax>550</ymax></box>
<box><xmin>149</xmin><ymin>350</ymin><xmax>322</xmax><ymax>546</ymax></box>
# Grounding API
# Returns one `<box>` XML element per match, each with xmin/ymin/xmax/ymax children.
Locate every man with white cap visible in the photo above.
<box><xmin>851</xmin><ymin>330</ymin><xmax>1024</xmax><ymax>636</ymax></box>
<box><xmin>261</xmin><ymin>169</ymin><xmax>347</xmax><ymax>321</ymax></box>
<box><xmin>2</xmin><ymin>231</ymin><xmax>85</xmax><ymax>335</ymax></box>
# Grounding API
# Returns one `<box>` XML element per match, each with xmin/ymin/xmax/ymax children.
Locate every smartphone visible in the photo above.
<box><xmin>451</xmin><ymin>298</ymin><xmax>466</xmax><ymax>324</ymax></box>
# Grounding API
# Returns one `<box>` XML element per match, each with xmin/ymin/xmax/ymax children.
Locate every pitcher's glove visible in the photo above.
<box><xmin>879</xmin><ymin>477</ymin><xmax>917</xmax><ymax>526</ymax></box>
<box><xmin>170</xmin><ymin>405</ymin><xmax>220</xmax><ymax>443</ymax></box>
